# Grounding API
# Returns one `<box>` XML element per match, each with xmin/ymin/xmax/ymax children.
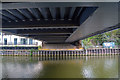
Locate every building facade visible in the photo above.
<box><xmin>0</xmin><ymin>32</ymin><xmax>42</xmax><ymax>47</ymax></box>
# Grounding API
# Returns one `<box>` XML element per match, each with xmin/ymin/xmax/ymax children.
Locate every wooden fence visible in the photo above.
<box><xmin>0</xmin><ymin>48</ymin><xmax>119</xmax><ymax>56</ymax></box>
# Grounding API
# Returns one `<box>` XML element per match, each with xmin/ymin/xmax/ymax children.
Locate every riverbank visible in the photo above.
<box><xmin>0</xmin><ymin>48</ymin><xmax>120</xmax><ymax>56</ymax></box>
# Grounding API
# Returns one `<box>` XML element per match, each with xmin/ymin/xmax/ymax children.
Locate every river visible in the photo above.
<box><xmin>1</xmin><ymin>55</ymin><xmax>119</xmax><ymax>78</ymax></box>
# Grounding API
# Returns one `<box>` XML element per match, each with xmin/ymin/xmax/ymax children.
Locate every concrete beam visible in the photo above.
<box><xmin>2</xmin><ymin>19</ymin><xmax>77</xmax><ymax>28</ymax></box>
<box><xmin>17</xmin><ymin>34</ymin><xmax>70</xmax><ymax>36</ymax></box>
<box><xmin>0</xmin><ymin>3</ymin><xmax>103</xmax><ymax>10</ymax></box>
<box><xmin>25</xmin><ymin>35</ymin><xmax>69</xmax><ymax>38</ymax></box>
<box><xmin>1</xmin><ymin>0</ymin><xmax>119</xmax><ymax>2</ymax></box>
<box><xmin>14</xmin><ymin>28</ymin><xmax>74</xmax><ymax>34</ymax></box>
<box><xmin>32</xmin><ymin>37</ymin><xmax>67</xmax><ymax>40</ymax></box>
<box><xmin>66</xmin><ymin>3</ymin><xmax>119</xmax><ymax>42</ymax></box>
<box><xmin>2</xmin><ymin>2</ymin><xmax>120</xmax><ymax>10</ymax></box>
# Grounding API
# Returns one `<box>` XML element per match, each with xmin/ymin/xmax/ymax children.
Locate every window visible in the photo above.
<box><xmin>29</xmin><ymin>39</ymin><xmax>33</xmax><ymax>45</ymax></box>
<box><xmin>4</xmin><ymin>38</ymin><xmax>7</xmax><ymax>45</ymax></box>
<box><xmin>14</xmin><ymin>38</ymin><xmax>17</xmax><ymax>45</ymax></box>
<box><xmin>0</xmin><ymin>38</ymin><xmax>1</xmax><ymax>44</ymax></box>
<box><xmin>21</xmin><ymin>38</ymin><xmax>27</xmax><ymax>45</ymax></box>
<box><xmin>36</xmin><ymin>42</ymin><xmax>38</xmax><ymax>45</ymax></box>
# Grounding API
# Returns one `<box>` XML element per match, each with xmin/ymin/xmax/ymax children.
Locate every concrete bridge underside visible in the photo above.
<box><xmin>0</xmin><ymin>2</ymin><xmax>119</xmax><ymax>49</ymax></box>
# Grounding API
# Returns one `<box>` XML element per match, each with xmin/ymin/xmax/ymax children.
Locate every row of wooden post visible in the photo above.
<box><xmin>0</xmin><ymin>48</ymin><xmax>120</xmax><ymax>56</ymax></box>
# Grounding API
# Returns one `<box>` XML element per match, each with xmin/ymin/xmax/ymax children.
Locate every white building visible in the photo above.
<box><xmin>0</xmin><ymin>32</ymin><xmax>42</xmax><ymax>47</ymax></box>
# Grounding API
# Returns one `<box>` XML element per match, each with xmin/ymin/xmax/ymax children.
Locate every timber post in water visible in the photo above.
<box><xmin>0</xmin><ymin>48</ymin><xmax>120</xmax><ymax>56</ymax></box>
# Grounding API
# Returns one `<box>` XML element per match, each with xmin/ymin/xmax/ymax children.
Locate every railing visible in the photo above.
<box><xmin>86</xmin><ymin>48</ymin><xmax>120</xmax><ymax>56</ymax></box>
<box><xmin>0</xmin><ymin>48</ymin><xmax>119</xmax><ymax>56</ymax></box>
<box><xmin>0</xmin><ymin>44</ymin><xmax>38</xmax><ymax>46</ymax></box>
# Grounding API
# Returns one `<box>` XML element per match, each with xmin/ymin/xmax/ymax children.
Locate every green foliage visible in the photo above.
<box><xmin>82</xmin><ymin>28</ymin><xmax>120</xmax><ymax>48</ymax></box>
<box><xmin>30</xmin><ymin>49</ymin><xmax>34</xmax><ymax>56</ymax></box>
<box><xmin>38</xmin><ymin>45</ymin><xmax>42</xmax><ymax>50</ymax></box>
<box><xmin>15</xmin><ymin>45</ymin><xmax>17</xmax><ymax>48</ymax></box>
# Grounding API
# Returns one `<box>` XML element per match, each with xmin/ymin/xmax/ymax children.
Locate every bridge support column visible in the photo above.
<box><xmin>73</xmin><ymin>40</ymin><xmax>83</xmax><ymax>49</ymax></box>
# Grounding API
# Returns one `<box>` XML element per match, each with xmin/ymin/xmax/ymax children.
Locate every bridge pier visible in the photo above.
<box><xmin>42</xmin><ymin>43</ymin><xmax>75</xmax><ymax>49</ymax></box>
<box><xmin>72</xmin><ymin>40</ymin><xmax>83</xmax><ymax>49</ymax></box>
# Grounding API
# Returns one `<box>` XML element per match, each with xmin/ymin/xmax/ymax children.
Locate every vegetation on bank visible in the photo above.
<box><xmin>82</xmin><ymin>28</ymin><xmax>120</xmax><ymax>49</ymax></box>
<box><xmin>30</xmin><ymin>46</ymin><xmax>42</xmax><ymax>56</ymax></box>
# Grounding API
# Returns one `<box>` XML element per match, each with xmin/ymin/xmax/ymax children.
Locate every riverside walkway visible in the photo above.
<box><xmin>0</xmin><ymin>48</ymin><xmax>119</xmax><ymax>56</ymax></box>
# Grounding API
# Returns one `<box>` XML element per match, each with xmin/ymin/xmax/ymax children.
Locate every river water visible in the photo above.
<box><xmin>1</xmin><ymin>55</ymin><xmax>119</xmax><ymax>78</ymax></box>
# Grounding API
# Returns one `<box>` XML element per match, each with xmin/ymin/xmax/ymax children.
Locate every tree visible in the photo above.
<box><xmin>82</xmin><ymin>28</ymin><xmax>120</xmax><ymax>48</ymax></box>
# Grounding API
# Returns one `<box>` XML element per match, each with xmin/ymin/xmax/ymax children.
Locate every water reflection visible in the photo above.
<box><xmin>2</xmin><ymin>56</ymin><xmax>118</xmax><ymax>78</ymax></box>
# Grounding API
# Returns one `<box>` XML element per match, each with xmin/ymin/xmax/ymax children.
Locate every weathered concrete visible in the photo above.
<box><xmin>1</xmin><ymin>2</ymin><xmax>119</xmax><ymax>47</ymax></box>
<box><xmin>42</xmin><ymin>44</ymin><xmax>75</xmax><ymax>49</ymax></box>
<box><xmin>66</xmin><ymin>3</ymin><xmax>119</xmax><ymax>42</ymax></box>
<box><xmin>75</xmin><ymin>40</ymin><xmax>82</xmax><ymax>49</ymax></box>
<box><xmin>1</xmin><ymin>0</ymin><xmax>119</xmax><ymax>2</ymax></box>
